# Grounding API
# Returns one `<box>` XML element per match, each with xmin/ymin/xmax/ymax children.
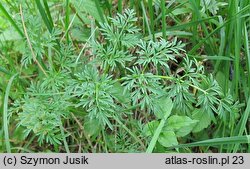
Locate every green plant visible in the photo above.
<box><xmin>71</xmin><ymin>9</ymin><xmax>242</xmax><ymax>152</ymax></box>
<box><xmin>12</xmin><ymin>82</ymin><xmax>71</xmax><ymax>146</ymax></box>
<box><xmin>0</xmin><ymin>1</ymin><xmax>249</xmax><ymax>153</ymax></box>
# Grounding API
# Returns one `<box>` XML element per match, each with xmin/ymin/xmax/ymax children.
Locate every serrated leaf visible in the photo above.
<box><xmin>158</xmin><ymin>130</ymin><xmax>178</xmax><ymax>147</ymax></box>
<box><xmin>192</xmin><ymin>109</ymin><xmax>211</xmax><ymax>133</ymax></box>
<box><xmin>165</xmin><ymin>115</ymin><xmax>198</xmax><ymax>137</ymax></box>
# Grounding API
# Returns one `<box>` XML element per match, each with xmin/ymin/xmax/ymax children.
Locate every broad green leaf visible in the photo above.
<box><xmin>158</xmin><ymin>130</ymin><xmax>178</xmax><ymax>147</ymax></box>
<box><xmin>110</xmin><ymin>82</ymin><xmax>131</xmax><ymax>104</ymax></box>
<box><xmin>153</xmin><ymin>97</ymin><xmax>173</xmax><ymax>119</ymax></box>
<box><xmin>84</xmin><ymin>119</ymin><xmax>101</xmax><ymax>137</ymax></box>
<box><xmin>166</xmin><ymin>115</ymin><xmax>198</xmax><ymax>137</ymax></box>
<box><xmin>143</xmin><ymin>120</ymin><xmax>159</xmax><ymax>137</ymax></box>
<box><xmin>192</xmin><ymin>109</ymin><xmax>211</xmax><ymax>133</ymax></box>
<box><xmin>146</xmin><ymin>98</ymin><xmax>173</xmax><ymax>153</ymax></box>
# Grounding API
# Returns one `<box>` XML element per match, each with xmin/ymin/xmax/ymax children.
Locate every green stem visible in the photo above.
<box><xmin>151</xmin><ymin>75</ymin><xmax>208</xmax><ymax>94</ymax></box>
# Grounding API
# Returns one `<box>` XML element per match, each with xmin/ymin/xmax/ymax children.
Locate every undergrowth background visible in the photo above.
<box><xmin>0</xmin><ymin>0</ymin><xmax>249</xmax><ymax>153</ymax></box>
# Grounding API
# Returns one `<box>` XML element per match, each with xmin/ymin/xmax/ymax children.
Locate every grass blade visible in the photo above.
<box><xmin>43</xmin><ymin>0</ymin><xmax>54</xmax><ymax>27</ymax></box>
<box><xmin>189</xmin><ymin>5</ymin><xmax>250</xmax><ymax>54</ymax></box>
<box><xmin>148</xmin><ymin>0</ymin><xmax>155</xmax><ymax>40</ymax></box>
<box><xmin>118</xmin><ymin>0</ymin><xmax>122</xmax><ymax>13</ymax></box>
<box><xmin>35</xmin><ymin>0</ymin><xmax>53</xmax><ymax>33</ymax></box>
<box><xmin>243</xmin><ymin>21</ymin><xmax>250</xmax><ymax>98</ymax></box>
<box><xmin>0</xmin><ymin>2</ymin><xmax>24</xmax><ymax>37</ymax></box>
<box><xmin>233</xmin><ymin>0</ymin><xmax>241</xmax><ymax>99</ymax></box>
<box><xmin>161</xmin><ymin>0</ymin><xmax>166</xmax><ymax>39</ymax></box>
<box><xmin>94</xmin><ymin>0</ymin><xmax>105</xmax><ymax>23</ymax></box>
<box><xmin>146</xmin><ymin>99</ymin><xmax>173</xmax><ymax>153</ymax></box>
<box><xmin>188</xmin><ymin>0</ymin><xmax>215</xmax><ymax>54</ymax></box>
<box><xmin>65</xmin><ymin>0</ymin><xmax>70</xmax><ymax>43</ymax></box>
<box><xmin>141</xmin><ymin>1</ymin><xmax>151</xmax><ymax>37</ymax></box>
<box><xmin>233</xmin><ymin>97</ymin><xmax>250</xmax><ymax>152</ymax></box>
<box><xmin>171</xmin><ymin>135</ymin><xmax>250</xmax><ymax>149</ymax></box>
<box><xmin>3</xmin><ymin>73</ymin><xmax>18</xmax><ymax>153</ymax></box>
<box><xmin>166</xmin><ymin>16</ymin><xmax>218</xmax><ymax>31</ymax></box>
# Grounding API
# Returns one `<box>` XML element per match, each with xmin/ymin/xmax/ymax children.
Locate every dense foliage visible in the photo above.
<box><xmin>0</xmin><ymin>0</ymin><xmax>249</xmax><ymax>153</ymax></box>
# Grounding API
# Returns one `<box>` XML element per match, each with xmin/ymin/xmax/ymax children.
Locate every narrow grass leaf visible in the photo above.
<box><xmin>171</xmin><ymin>135</ymin><xmax>250</xmax><ymax>148</ymax></box>
<box><xmin>0</xmin><ymin>2</ymin><xmax>24</xmax><ymax>37</ymax></box>
<box><xmin>3</xmin><ymin>73</ymin><xmax>18</xmax><ymax>153</ymax></box>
